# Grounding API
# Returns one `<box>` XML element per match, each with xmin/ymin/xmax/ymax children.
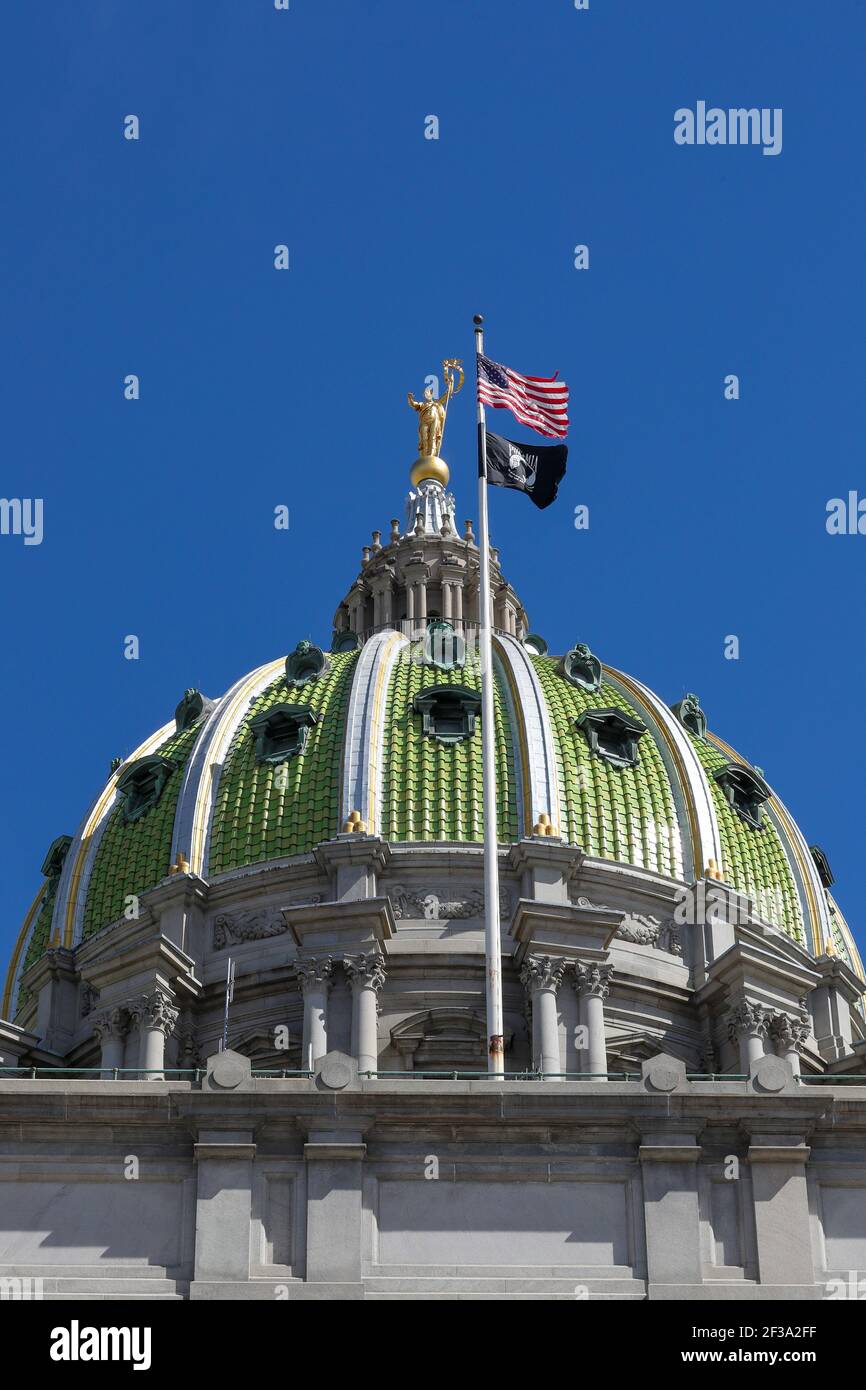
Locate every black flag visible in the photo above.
<box><xmin>484</xmin><ymin>431</ymin><xmax>567</xmax><ymax>510</ymax></box>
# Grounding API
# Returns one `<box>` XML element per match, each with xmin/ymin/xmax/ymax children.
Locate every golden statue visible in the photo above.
<box><xmin>407</xmin><ymin>360</ymin><xmax>464</xmax><ymax>485</ymax></box>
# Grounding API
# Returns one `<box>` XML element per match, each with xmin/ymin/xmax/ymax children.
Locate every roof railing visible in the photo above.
<box><xmin>7</xmin><ymin>1066</ymin><xmax>866</xmax><ymax>1083</ymax></box>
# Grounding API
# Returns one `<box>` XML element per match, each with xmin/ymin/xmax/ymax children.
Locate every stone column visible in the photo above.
<box><xmin>442</xmin><ymin>582</ymin><xmax>452</xmax><ymax>621</ymax></box>
<box><xmin>726</xmin><ymin>1000</ymin><xmax>770</xmax><ymax>1072</ymax></box>
<box><xmin>343</xmin><ymin>952</ymin><xmax>386</xmax><ymax>1075</ymax></box>
<box><xmin>769</xmin><ymin>1012</ymin><xmax>809</xmax><ymax>1077</ymax></box>
<box><xmin>130</xmin><ymin>988</ymin><xmax>179</xmax><ymax>1080</ymax></box>
<box><xmin>519</xmin><ymin>955</ymin><xmax>566</xmax><ymax>1076</ymax></box>
<box><xmin>348</xmin><ymin>594</ymin><xmax>361</xmax><ymax>633</ymax></box>
<box><xmin>452</xmin><ymin>582</ymin><xmax>463</xmax><ymax>623</ymax></box>
<box><xmin>296</xmin><ymin>958</ymin><xmax>334</xmax><ymax>1069</ymax></box>
<box><xmin>92</xmin><ymin>1007</ymin><xmax>128</xmax><ymax>1074</ymax></box>
<box><xmin>575</xmin><ymin>962</ymin><xmax>613</xmax><ymax>1078</ymax></box>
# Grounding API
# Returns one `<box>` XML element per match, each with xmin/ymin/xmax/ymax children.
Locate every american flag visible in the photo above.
<box><xmin>477</xmin><ymin>354</ymin><xmax>569</xmax><ymax>439</ymax></box>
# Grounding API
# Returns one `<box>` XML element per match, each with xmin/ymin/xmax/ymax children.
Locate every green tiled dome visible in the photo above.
<box><xmin>82</xmin><ymin>723</ymin><xmax>200</xmax><ymax>938</ymax></box>
<box><xmin>532</xmin><ymin>656</ymin><xmax>682</xmax><ymax>878</ymax></box>
<box><xmin>380</xmin><ymin>643</ymin><xmax>518</xmax><ymax>843</ymax></box>
<box><xmin>209</xmin><ymin>652</ymin><xmax>358</xmax><ymax>874</ymax></box>
<box><xmin>6</xmin><ymin>623</ymin><xmax>861</xmax><ymax>1016</ymax></box>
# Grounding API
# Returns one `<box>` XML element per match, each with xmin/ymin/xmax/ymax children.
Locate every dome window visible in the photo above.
<box><xmin>40</xmin><ymin>835</ymin><xmax>72</xmax><ymax>881</ymax></box>
<box><xmin>285</xmin><ymin>641</ymin><xmax>329</xmax><ymax>685</ymax></box>
<box><xmin>423</xmin><ymin>619</ymin><xmax>466</xmax><ymax>672</ymax></box>
<box><xmin>116</xmin><ymin>756</ymin><xmax>177</xmax><ymax>823</ymax></box>
<box><xmin>810</xmin><ymin>845</ymin><xmax>834</xmax><ymax>889</ymax></box>
<box><xmin>562</xmin><ymin>643</ymin><xmax>602</xmax><ymax>693</ymax></box>
<box><xmin>575</xmin><ymin>708</ymin><xmax>647</xmax><ymax>769</ymax></box>
<box><xmin>174</xmin><ymin>688</ymin><xmax>215</xmax><ymax>732</ymax></box>
<box><xmin>414</xmin><ymin>685</ymin><xmax>481</xmax><ymax>745</ymax></box>
<box><xmin>670</xmin><ymin>692</ymin><xmax>707</xmax><ymax>739</ymax></box>
<box><xmin>250</xmin><ymin>703</ymin><xmax>318</xmax><ymax>765</ymax></box>
<box><xmin>713</xmin><ymin>763</ymin><xmax>771</xmax><ymax>830</ymax></box>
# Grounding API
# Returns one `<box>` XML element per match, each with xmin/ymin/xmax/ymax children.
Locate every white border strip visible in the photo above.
<box><xmin>496</xmin><ymin>635</ymin><xmax>559</xmax><ymax>833</ymax></box>
<box><xmin>341</xmin><ymin>631</ymin><xmax>407</xmax><ymax>835</ymax></box>
<box><xmin>605</xmin><ymin>667</ymin><xmax>721</xmax><ymax>882</ymax></box>
<box><xmin>198</xmin><ymin>660</ymin><xmax>286</xmax><ymax>877</ymax></box>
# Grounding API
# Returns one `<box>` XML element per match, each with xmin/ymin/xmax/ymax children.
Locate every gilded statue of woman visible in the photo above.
<box><xmin>407</xmin><ymin>385</ymin><xmax>449</xmax><ymax>459</ymax></box>
<box><xmin>407</xmin><ymin>360</ymin><xmax>464</xmax><ymax>459</ymax></box>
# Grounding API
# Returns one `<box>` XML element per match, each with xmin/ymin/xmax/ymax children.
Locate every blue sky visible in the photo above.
<box><xmin>2</xmin><ymin>0</ymin><xmax>865</xmax><ymax>965</ymax></box>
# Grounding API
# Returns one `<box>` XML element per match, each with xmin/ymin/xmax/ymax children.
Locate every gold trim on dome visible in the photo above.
<box><xmin>605</xmin><ymin>666</ymin><xmax>698</xmax><ymax>879</ymax></box>
<box><xmin>63</xmin><ymin>721</ymin><xmax>175</xmax><ymax>946</ymax></box>
<box><xmin>192</xmin><ymin>660</ymin><xmax>284</xmax><ymax>876</ymax></box>
<box><xmin>2</xmin><ymin>882</ymin><xmax>48</xmax><ymax>1018</ymax></box>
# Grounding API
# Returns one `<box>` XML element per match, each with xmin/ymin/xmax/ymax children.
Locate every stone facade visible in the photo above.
<box><xmin>1</xmin><ymin>830</ymin><xmax>865</xmax><ymax>1299</ymax></box>
<box><xmin>1</xmin><ymin>1051</ymin><xmax>866</xmax><ymax>1300</ymax></box>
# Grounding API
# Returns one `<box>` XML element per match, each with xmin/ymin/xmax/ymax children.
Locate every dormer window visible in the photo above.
<box><xmin>285</xmin><ymin>641</ymin><xmax>329</xmax><ymax>685</ymax></box>
<box><xmin>562</xmin><ymin>643</ymin><xmax>602</xmax><ymax>693</ymax></box>
<box><xmin>810</xmin><ymin>844</ymin><xmax>834</xmax><ymax>889</ymax></box>
<box><xmin>713</xmin><ymin>763</ymin><xmax>770</xmax><ymax>830</ymax></box>
<box><xmin>116</xmin><ymin>756</ymin><xmax>177</xmax><ymax>823</ymax></box>
<box><xmin>423</xmin><ymin>620</ymin><xmax>466</xmax><ymax>672</ymax></box>
<box><xmin>249</xmin><ymin>703</ymin><xmax>318</xmax><ymax>764</ymax></box>
<box><xmin>414</xmin><ymin>685</ymin><xmax>481</xmax><ymax>745</ymax></box>
<box><xmin>175</xmin><ymin>688</ymin><xmax>215</xmax><ymax>732</ymax></box>
<box><xmin>40</xmin><ymin>835</ymin><xmax>72</xmax><ymax>881</ymax></box>
<box><xmin>575</xmin><ymin>708</ymin><xmax>646</xmax><ymax>769</ymax></box>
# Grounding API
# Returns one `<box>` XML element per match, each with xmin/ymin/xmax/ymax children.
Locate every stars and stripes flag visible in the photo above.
<box><xmin>476</xmin><ymin>354</ymin><xmax>569</xmax><ymax>439</ymax></box>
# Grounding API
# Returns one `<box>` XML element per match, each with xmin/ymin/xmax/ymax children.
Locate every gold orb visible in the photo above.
<box><xmin>410</xmin><ymin>455</ymin><xmax>450</xmax><ymax>488</ymax></box>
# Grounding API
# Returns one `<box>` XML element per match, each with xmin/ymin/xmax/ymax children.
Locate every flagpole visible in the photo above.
<box><xmin>473</xmin><ymin>314</ymin><xmax>505</xmax><ymax>1075</ymax></box>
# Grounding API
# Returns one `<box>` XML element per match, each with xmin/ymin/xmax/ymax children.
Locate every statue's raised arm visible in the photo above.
<box><xmin>406</xmin><ymin>359</ymin><xmax>464</xmax><ymax>461</ymax></box>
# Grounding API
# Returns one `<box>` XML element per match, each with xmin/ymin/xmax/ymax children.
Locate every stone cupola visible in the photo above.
<box><xmin>332</xmin><ymin>464</ymin><xmax>529</xmax><ymax>641</ymax></box>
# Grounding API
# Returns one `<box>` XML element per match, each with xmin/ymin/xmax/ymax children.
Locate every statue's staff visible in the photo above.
<box><xmin>439</xmin><ymin>358</ymin><xmax>464</xmax><ymax>447</ymax></box>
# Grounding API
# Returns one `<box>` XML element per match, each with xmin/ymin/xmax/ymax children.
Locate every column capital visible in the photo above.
<box><xmin>295</xmin><ymin>957</ymin><xmax>334</xmax><ymax>995</ymax></box>
<box><xmin>92</xmin><ymin>1006</ymin><xmax>129</xmax><ymax>1044</ymax></box>
<box><xmin>725</xmin><ymin>999</ymin><xmax>770</xmax><ymax>1042</ymax></box>
<box><xmin>129</xmin><ymin>987</ymin><xmax>179</xmax><ymax>1036</ymax></box>
<box><xmin>574</xmin><ymin>961</ymin><xmax>614</xmax><ymax>1000</ymax></box>
<box><xmin>519</xmin><ymin>955</ymin><xmax>568</xmax><ymax>993</ymax></box>
<box><xmin>343</xmin><ymin>951</ymin><xmax>386</xmax><ymax>992</ymax></box>
<box><xmin>769</xmin><ymin>1010</ymin><xmax>810</xmax><ymax>1051</ymax></box>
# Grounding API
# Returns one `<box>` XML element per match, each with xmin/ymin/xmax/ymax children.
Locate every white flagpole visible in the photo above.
<box><xmin>473</xmin><ymin>314</ymin><xmax>505</xmax><ymax>1075</ymax></box>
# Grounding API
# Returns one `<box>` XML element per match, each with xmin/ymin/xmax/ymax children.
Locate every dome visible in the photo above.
<box><xmin>4</xmin><ymin>471</ymin><xmax>862</xmax><ymax>1023</ymax></box>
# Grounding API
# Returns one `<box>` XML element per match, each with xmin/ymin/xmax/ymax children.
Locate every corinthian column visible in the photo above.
<box><xmin>574</xmin><ymin>963</ymin><xmax>613</xmax><ymax>1078</ymax></box>
<box><xmin>726</xmin><ymin>1000</ymin><xmax>770</xmax><ymax>1073</ymax></box>
<box><xmin>770</xmin><ymin>1011</ymin><xmax>810</xmax><ymax>1077</ymax></box>
<box><xmin>296</xmin><ymin>958</ymin><xmax>334</xmax><ymax>1068</ymax></box>
<box><xmin>129</xmin><ymin>988</ymin><xmax>179</xmax><ymax>1080</ymax></box>
<box><xmin>343</xmin><ymin>952</ymin><xmax>386</xmax><ymax>1075</ymax></box>
<box><xmin>520</xmin><ymin>955</ymin><xmax>567</xmax><ymax>1077</ymax></box>
<box><xmin>92</xmin><ymin>1007</ymin><xmax>128</xmax><ymax>1075</ymax></box>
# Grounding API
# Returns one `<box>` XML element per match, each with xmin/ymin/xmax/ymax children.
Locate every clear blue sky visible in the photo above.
<box><xmin>2</xmin><ymin>1</ymin><xmax>865</xmax><ymax>965</ymax></box>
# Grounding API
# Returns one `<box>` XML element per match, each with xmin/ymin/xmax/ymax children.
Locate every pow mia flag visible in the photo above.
<box><xmin>484</xmin><ymin>430</ymin><xmax>567</xmax><ymax>510</ymax></box>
